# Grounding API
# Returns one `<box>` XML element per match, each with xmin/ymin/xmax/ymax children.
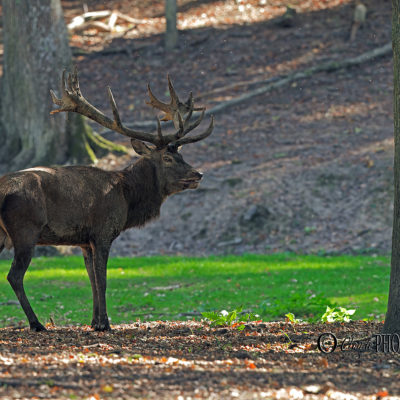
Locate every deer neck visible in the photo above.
<box><xmin>122</xmin><ymin>158</ymin><xmax>164</xmax><ymax>229</ymax></box>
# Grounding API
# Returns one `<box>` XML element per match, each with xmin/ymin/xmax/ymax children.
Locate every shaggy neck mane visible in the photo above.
<box><xmin>121</xmin><ymin>157</ymin><xmax>164</xmax><ymax>229</ymax></box>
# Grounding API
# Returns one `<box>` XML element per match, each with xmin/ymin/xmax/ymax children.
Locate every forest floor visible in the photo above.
<box><xmin>0</xmin><ymin>321</ymin><xmax>397</xmax><ymax>399</ymax></box>
<box><xmin>47</xmin><ymin>0</ymin><xmax>393</xmax><ymax>259</ymax></box>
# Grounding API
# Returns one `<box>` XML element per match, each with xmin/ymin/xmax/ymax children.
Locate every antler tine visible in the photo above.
<box><xmin>154</xmin><ymin>113</ymin><xmax>184</xmax><ymax>148</ymax></box>
<box><xmin>70</xmin><ymin>66</ymin><xmax>81</xmax><ymax>95</ymax></box>
<box><xmin>183</xmin><ymin>92</ymin><xmax>194</xmax><ymax>125</ymax></box>
<box><xmin>174</xmin><ymin>115</ymin><xmax>214</xmax><ymax>146</ymax></box>
<box><xmin>67</xmin><ymin>72</ymin><xmax>73</xmax><ymax>93</ymax></box>
<box><xmin>147</xmin><ymin>83</ymin><xmax>171</xmax><ymax>114</ymax></box>
<box><xmin>49</xmin><ymin>91</ymin><xmax>62</xmax><ymax>111</ymax></box>
<box><xmin>50</xmin><ymin>68</ymin><xmax>214</xmax><ymax>149</ymax></box>
<box><xmin>107</xmin><ymin>86</ymin><xmax>122</xmax><ymax>129</ymax></box>
<box><xmin>147</xmin><ymin>76</ymin><xmax>193</xmax><ymax>125</ymax></box>
<box><xmin>176</xmin><ymin>113</ymin><xmax>185</xmax><ymax>138</ymax></box>
<box><xmin>167</xmin><ymin>74</ymin><xmax>179</xmax><ymax>108</ymax></box>
<box><xmin>50</xmin><ymin>69</ymin><xmax>72</xmax><ymax>114</ymax></box>
<box><xmin>156</xmin><ymin>117</ymin><xmax>164</xmax><ymax>147</ymax></box>
<box><xmin>50</xmin><ymin>68</ymin><xmax>168</xmax><ymax>146</ymax></box>
<box><xmin>183</xmin><ymin>108</ymin><xmax>205</xmax><ymax>134</ymax></box>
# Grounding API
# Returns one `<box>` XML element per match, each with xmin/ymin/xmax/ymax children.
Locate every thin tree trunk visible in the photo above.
<box><xmin>0</xmin><ymin>0</ymin><xmax>124</xmax><ymax>171</ymax></box>
<box><xmin>384</xmin><ymin>1</ymin><xmax>400</xmax><ymax>333</ymax></box>
<box><xmin>165</xmin><ymin>0</ymin><xmax>178</xmax><ymax>50</ymax></box>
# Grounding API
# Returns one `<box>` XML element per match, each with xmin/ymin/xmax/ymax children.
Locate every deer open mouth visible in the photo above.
<box><xmin>180</xmin><ymin>178</ymin><xmax>201</xmax><ymax>189</ymax></box>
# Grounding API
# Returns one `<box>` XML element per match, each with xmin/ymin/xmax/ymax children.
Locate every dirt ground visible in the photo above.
<box><xmin>0</xmin><ymin>321</ymin><xmax>398</xmax><ymax>399</ymax></box>
<box><xmin>42</xmin><ymin>0</ymin><xmax>392</xmax><ymax>259</ymax></box>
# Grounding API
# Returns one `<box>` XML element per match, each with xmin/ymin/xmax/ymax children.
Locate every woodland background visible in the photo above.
<box><xmin>63</xmin><ymin>0</ymin><xmax>393</xmax><ymax>258</ymax></box>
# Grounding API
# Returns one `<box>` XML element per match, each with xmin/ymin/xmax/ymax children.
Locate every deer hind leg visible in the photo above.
<box><xmin>82</xmin><ymin>246</ymin><xmax>99</xmax><ymax>328</ymax></box>
<box><xmin>6</xmin><ymin>224</ymin><xmax>45</xmax><ymax>331</ymax></box>
<box><xmin>7</xmin><ymin>244</ymin><xmax>46</xmax><ymax>331</ymax></box>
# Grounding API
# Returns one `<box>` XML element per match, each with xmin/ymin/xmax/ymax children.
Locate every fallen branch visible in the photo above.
<box><xmin>205</xmin><ymin>41</ymin><xmax>392</xmax><ymax>116</ymax></box>
<box><xmin>67</xmin><ymin>10</ymin><xmax>112</xmax><ymax>31</ymax></box>
<box><xmin>77</xmin><ymin>10</ymin><xmax>112</xmax><ymax>20</ymax></box>
<box><xmin>72</xmin><ymin>20</ymin><xmax>112</xmax><ymax>33</ymax></box>
<box><xmin>72</xmin><ymin>41</ymin><xmax>157</xmax><ymax>57</ymax></box>
<box><xmin>94</xmin><ymin>41</ymin><xmax>393</xmax><ymax>132</ymax></box>
<box><xmin>108</xmin><ymin>11</ymin><xmax>118</xmax><ymax>30</ymax></box>
<box><xmin>68</xmin><ymin>10</ymin><xmax>148</xmax><ymax>32</ymax></box>
<box><xmin>190</xmin><ymin>34</ymin><xmax>210</xmax><ymax>47</ymax></box>
<box><xmin>114</xmin><ymin>12</ymin><xmax>147</xmax><ymax>25</ymax></box>
<box><xmin>196</xmin><ymin>76</ymin><xmax>281</xmax><ymax>100</ymax></box>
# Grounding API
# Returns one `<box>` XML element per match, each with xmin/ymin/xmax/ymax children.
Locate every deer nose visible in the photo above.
<box><xmin>193</xmin><ymin>171</ymin><xmax>203</xmax><ymax>180</ymax></box>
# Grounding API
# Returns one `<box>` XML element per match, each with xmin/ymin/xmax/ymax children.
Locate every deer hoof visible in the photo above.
<box><xmin>30</xmin><ymin>322</ymin><xmax>47</xmax><ymax>332</ymax></box>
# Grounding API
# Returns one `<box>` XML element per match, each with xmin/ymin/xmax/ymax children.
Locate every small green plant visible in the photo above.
<box><xmin>280</xmin><ymin>330</ymin><xmax>294</xmax><ymax>346</ymax></box>
<box><xmin>285</xmin><ymin>312</ymin><xmax>301</xmax><ymax>323</ymax></box>
<box><xmin>320</xmin><ymin>306</ymin><xmax>356</xmax><ymax>323</ymax></box>
<box><xmin>304</xmin><ymin>226</ymin><xmax>317</xmax><ymax>235</ymax></box>
<box><xmin>261</xmin><ymin>292</ymin><xmax>336</xmax><ymax>322</ymax></box>
<box><xmin>362</xmin><ymin>316</ymin><xmax>375</xmax><ymax>322</ymax></box>
<box><xmin>201</xmin><ymin>309</ymin><xmax>238</xmax><ymax>326</ymax></box>
<box><xmin>201</xmin><ymin>307</ymin><xmax>260</xmax><ymax>330</ymax></box>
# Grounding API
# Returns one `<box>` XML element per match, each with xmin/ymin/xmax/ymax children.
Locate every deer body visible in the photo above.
<box><xmin>0</xmin><ymin>162</ymin><xmax>164</xmax><ymax>249</ymax></box>
<box><xmin>0</xmin><ymin>70</ymin><xmax>213</xmax><ymax>331</ymax></box>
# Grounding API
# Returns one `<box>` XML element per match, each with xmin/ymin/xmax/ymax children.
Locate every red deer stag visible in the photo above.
<box><xmin>0</xmin><ymin>69</ymin><xmax>213</xmax><ymax>331</ymax></box>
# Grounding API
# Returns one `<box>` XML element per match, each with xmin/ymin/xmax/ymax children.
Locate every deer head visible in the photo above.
<box><xmin>50</xmin><ymin>69</ymin><xmax>213</xmax><ymax>196</ymax></box>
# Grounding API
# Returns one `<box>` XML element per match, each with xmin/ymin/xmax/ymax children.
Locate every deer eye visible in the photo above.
<box><xmin>163</xmin><ymin>155</ymin><xmax>173</xmax><ymax>163</ymax></box>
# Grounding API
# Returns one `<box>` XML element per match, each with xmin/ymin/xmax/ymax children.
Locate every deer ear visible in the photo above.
<box><xmin>131</xmin><ymin>139</ymin><xmax>153</xmax><ymax>155</ymax></box>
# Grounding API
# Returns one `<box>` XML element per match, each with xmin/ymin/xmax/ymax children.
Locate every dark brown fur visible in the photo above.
<box><xmin>0</xmin><ymin>145</ymin><xmax>202</xmax><ymax>331</ymax></box>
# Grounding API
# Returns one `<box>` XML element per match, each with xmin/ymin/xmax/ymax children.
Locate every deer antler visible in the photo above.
<box><xmin>144</xmin><ymin>75</ymin><xmax>214</xmax><ymax>146</ymax></box>
<box><xmin>50</xmin><ymin>68</ymin><xmax>213</xmax><ymax>148</ymax></box>
<box><xmin>147</xmin><ymin>75</ymin><xmax>204</xmax><ymax>127</ymax></box>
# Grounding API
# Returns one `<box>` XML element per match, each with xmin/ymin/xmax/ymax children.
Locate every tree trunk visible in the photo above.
<box><xmin>384</xmin><ymin>1</ymin><xmax>400</xmax><ymax>333</ymax></box>
<box><xmin>0</xmin><ymin>0</ymin><xmax>123</xmax><ymax>170</ymax></box>
<box><xmin>165</xmin><ymin>0</ymin><xmax>178</xmax><ymax>50</ymax></box>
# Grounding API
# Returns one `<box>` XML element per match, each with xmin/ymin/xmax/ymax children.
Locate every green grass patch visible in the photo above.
<box><xmin>0</xmin><ymin>254</ymin><xmax>390</xmax><ymax>327</ymax></box>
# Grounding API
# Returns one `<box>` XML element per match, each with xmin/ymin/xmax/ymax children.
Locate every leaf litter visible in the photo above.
<box><xmin>0</xmin><ymin>321</ymin><xmax>398</xmax><ymax>399</ymax></box>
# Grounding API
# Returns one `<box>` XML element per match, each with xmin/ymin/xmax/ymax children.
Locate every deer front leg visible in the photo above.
<box><xmin>82</xmin><ymin>246</ymin><xmax>99</xmax><ymax>328</ymax></box>
<box><xmin>7</xmin><ymin>246</ymin><xmax>46</xmax><ymax>331</ymax></box>
<box><xmin>91</xmin><ymin>242</ymin><xmax>111</xmax><ymax>331</ymax></box>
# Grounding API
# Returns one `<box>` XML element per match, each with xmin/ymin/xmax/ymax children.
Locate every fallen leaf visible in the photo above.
<box><xmin>319</xmin><ymin>357</ymin><xmax>329</xmax><ymax>368</ymax></box>
<box><xmin>102</xmin><ymin>385</ymin><xmax>113</xmax><ymax>393</ymax></box>
<box><xmin>376</xmin><ymin>390</ymin><xmax>389</xmax><ymax>399</ymax></box>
